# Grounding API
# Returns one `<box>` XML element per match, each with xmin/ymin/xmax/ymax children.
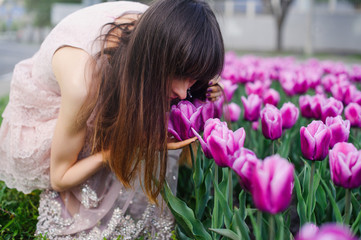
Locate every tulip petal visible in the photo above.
<box><xmin>191</xmin><ymin>128</ymin><xmax>212</xmax><ymax>158</ymax></box>
<box><xmin>314</xmin><ymin>128</ymin><xmax>331</xmax><ymax>160</ymax></box>
<box><xmin>208</xmin><ymin>135</ymin><xmax>229</xmax><ymax>167</ymax></box>
<box><xmin>300</xmin><ymin>127</ymin><xmax>316</xmax><ymax>160</ymax></box>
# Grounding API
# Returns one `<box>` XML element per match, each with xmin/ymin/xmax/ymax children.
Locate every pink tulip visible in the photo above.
<box><xmin>321</xmin><ymin>74</ymin><xmax>338</xmax><ymax>92</ymax></box>
<box><xmin>350</xmin><ymin>65</ymin><xmax>361</xmax><ymax>82</ymax></box>
<box><xmin>345</xmin><ymin>103</ymin><xmax>361</xmax><ymax>127</ymax></box>
<box><xmin>192</xmin><ymin>118</ymin><xmax>245</xmax><ymax>167</ymax></box>
<box><xmin>300</xmin><ymin>120</ymin><xmax>331</xmax><ymax>161</ymax></box>
<box><xmin>329</xmin><ymin>142</ymin><xmax>361</xmax><ymax>189</ymax></box>
<box><xmin>321</xmin><ymin>97</ymin><xmax>344</xmax><ymax>122</ymax></box>
<box><xmin>241</xmin><ymin>94</ymin><xmax>262</xmax><ymax>122</ymax></box>
<box><xmin>261</xmin><ymin>104</ymin><xmax>282</xmax><ymax>140</ymax></box>
<box><xmin>223</xmin><ymin>103</ymin><xmax>241</xmax><ymax>122</ymax></box>
<box><xmin>263</xmin><ymin>88</ymin><xmax>280</xmax><ymax>107</ymax></box>
<box><xmin>296</xmin><ymin>223</ymin><xmax>358</xmax><ymax>240</ymax></box>
<box><xmin>251</xmin><ymin>155</ymin><xmax>294</xmax><ymax>214</ymax></box>
<box><xmin>168</xmin><ymin>101</ymin><xmax>202</xmax><ymax>141</ymax></box>
<box><xmin>280</xmin><ymin>102</ymin><xmax>299</xmax><ymax>129</ymax></box>
<box><xmin>325</xmin><ymin>116</ymin><xmax>350</xmax><ymax>148</ymax></box>
<box><xmin>245</xmin><ymin>81</ymin><xmax>265</xmax><ymax>97</ymax></box>
<box><xmin>252</xmin><ymin>121</ymin><xmax>259</xmax><ymax>131</ymax></box>
<box><xmin>295</xmin><ymin>223</ymin><xmax>319</xmax><ymax>240</ymax></box>
<box><xmin>221</xmin><ymin>79</ymin><xmax>238</xmax><ymax>102</ymax></box>
<box><xmin>221</xmin><ymin>65</ymin><xmax>239</xmax><ymax>83</ymax></box>
<box><xmin>232</xmin><ymin>148</ymin><xmax>260</xmax><ymax>192</ymax></box>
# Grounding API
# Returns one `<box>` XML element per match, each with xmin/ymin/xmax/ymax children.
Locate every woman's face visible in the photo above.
<box><xmin>170</xmin><ymin>78</ymin><xmax>196</xmax><ymax>100</ymax></box>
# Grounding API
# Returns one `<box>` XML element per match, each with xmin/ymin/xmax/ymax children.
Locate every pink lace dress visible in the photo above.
<box><xmin>0</xmin><ymin>2</ymin><xmax>181</xmax><ymax>239</ymax></box>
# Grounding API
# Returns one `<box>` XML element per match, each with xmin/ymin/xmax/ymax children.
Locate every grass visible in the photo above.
<box><xmin>0</xmin><ymin>95</ymin><xmax>43</xmax><ymax>239</ymax></box>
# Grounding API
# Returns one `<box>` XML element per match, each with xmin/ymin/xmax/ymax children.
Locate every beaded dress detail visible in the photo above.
<box><xmin>0</xmin><ymin>2</ymin><xmax>181</xmax><ymax>239</ymax></box>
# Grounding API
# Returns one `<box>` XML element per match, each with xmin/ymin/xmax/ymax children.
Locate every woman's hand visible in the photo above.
<box><xmin>206</xmin><ymin>76</ymin><xmax>223</xmax><ymax>102</ymax></box>
<box><xmin>167</xmin><ymin>136</ymin><xmax>197</xmax><ymax>150</ymax></box>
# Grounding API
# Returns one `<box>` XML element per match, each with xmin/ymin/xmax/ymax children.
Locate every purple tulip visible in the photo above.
<box><xmin>325</xmin><ymin>116</ymin><xmax>350</xmax><ymax>148</ymax></box>
<box><xmin>321</xmin><ymin>97</ymin><xmax>344</xmax><ymax>122</ymax></box>
<box><xmin>241</xmin><ymin>94</ymin><xmax>262</xmax><ymax>121</ymax></box>
<box><xmin>193</xmin><ymin>99</ymin><xmax>217</xmax><ymax>125</ymax></box>
<box><xmin>345</xmin><ymin>103</ymin><xmax>361</xmax><ymax>127</ymax></box>
<box><xmin>251</xmin><ymin>155</ymin><xmax>294</xmax><ymax>214</ymax></box>
<box><xmin>329</xmin><ymin>142</ymin><xmax>361</xmax><ymax>189</ymax></box>
<box><xmin>168</xmin><ymin>101</ymin><xmax>202</xmax><ymax>141</ymax></box>
<box><xmin>192</xmin><ymin>118</ymin><xmax>246</xmax><ymax>167</ymax></box>
<box><xmin>280</xmin><ymin>102</ymin><xmax>299</xmax><ymax>129</ymax></box>
<box><xmin>263</xmin><ymin>88</ymin><xmax>280</xmax><ymax>107</ymax></box>
<box><xmin>223</xmin><ymin>103</ymin><xmax>241</xmax><ymax>122</ymax></box>
<box><xmin>299</xmin><ymin>95</ymin><xmax>326</xmax><ymax>119</ymax></box>
<box><xmin>300</xmin><ymin>120</ymin><xmax>331</xmax><ymax>161</ymax></box>
<box><xmin>232</xmin><ymin>148</ymin><xmax>260</xmax><ymax>192</ymax></box>
<box><xmin>221</xmin><ymin>79</ymin><xmax>238</xmax><ymax>102</ymax></box>
<box><xmin>296</xmin><ymin>223</ymin><xmax>358</xmax><ymax>240</ymax></box>
<box><xmin>261</xmin><ymin>104</ymin><xmax>282</xmax><ymax>140</ymax></box>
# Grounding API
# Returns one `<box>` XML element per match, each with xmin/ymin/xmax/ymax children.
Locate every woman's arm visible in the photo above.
<box><xmin>50</xmin><ymin>46</ymin><xmax>104</xmax><ymax>192</ymax></box>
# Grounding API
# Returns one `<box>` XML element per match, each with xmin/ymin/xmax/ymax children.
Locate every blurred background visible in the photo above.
<box><xmin>0</xmin><ymin>0</ymin><xmax>360</xmax><ymax>94</ymax></box>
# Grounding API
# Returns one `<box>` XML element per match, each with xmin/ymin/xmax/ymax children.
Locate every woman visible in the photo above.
<box><xmin>0</xmin><ymin>0</ymin><xmax>224</xmax><ymax>238</ymax></box>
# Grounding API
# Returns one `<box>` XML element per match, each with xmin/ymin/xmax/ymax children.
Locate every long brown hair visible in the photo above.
<box><xmin>81</xmin><ymin>0</ymin><xmax>224</xmax><ymax>203</ymax></box>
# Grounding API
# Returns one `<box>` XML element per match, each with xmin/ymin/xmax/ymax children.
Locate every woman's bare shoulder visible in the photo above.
<box><xmin>52</xmin><ymin>46</ymin><xmax>92</xmax><ymax>102</ymax></box>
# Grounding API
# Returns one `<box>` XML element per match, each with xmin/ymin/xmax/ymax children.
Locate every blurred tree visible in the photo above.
<box><xmin>262</xmin><ymin>0</ymin><xmax>294</xmax><ymax>52</ymax></box>
<box><xmin>343</xmin><ymin>0</ymin><xmax>361</xmax><ymax>8</ymax></box>
<box><xmin>24</xmin><ymin>0</ymin><xmax>82</xmax><ymax>27</ymax></box>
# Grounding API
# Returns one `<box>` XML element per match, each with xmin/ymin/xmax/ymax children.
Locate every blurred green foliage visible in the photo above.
<box><xmin>24</xmin><ymin>0</ymin><xmax>82</xmax><ymax>27</ymax></box>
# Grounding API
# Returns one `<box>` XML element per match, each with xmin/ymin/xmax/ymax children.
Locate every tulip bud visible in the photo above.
<box><xmin>295</xmin><ymin>223</ymin><xmax>319</xmax><ymax>240</ymax></box>
<box><xmin>261</xmin><ymin>104</ymin><xmax>282</xmax><ymax>140</ymax></box>
<box><xmin>329</xmin><ymin>142</ymin><xmax>361</xmax><ymax>189</ymax></box>
<box><xmin>263</xmin><ymin>88</ymin><xmax>280</xmax><ymax>107</ymax></box>
<box><xmin>321</xmin><ymin>97</ymin><xmax>343</xmax><ymax>122</ymax></box>
<box><xmin>280</xmin><ymin>102</ymin><xmax>299</xmax><ymax>129</ymax></box>
<box><xmin>241</xmin><ymin>94</ymin><xmax>262</xmax><ymax>122</ymax></box>
<box><xmin>223</xmin><ymin>103</ymin><xmax>241</xmax><ymax>122</ymax></box>
<box><xmin>300</xmin><ymin>120</ymin><xmax>331</xmax><ymax>161</ymax></box>
<box><xmin>325</xmin><ymin>116</ymin><xmax>350</xmax><ymax>148</ymax></box>
<box><xmin>345</xmin><ymin>103</ymin><xmax>361</xmax><ymax>127</ymax></box>
<box><xmin>192</xmin><ymin>118</ymin><xmax>245</xmax><ymax>167</ymax></box>
<box><xmin>245</xmin><ymin>81</ymin><xmax>265</xmax><ymax>97</ymax></box>
<box><xmin>221</xmin><ymin>79</ymin><xmax>238</xmax><ymax>102</ymax></box>
<box><xmin>232</xmin><ymin>148</ymin><xmax>260</xmax><ymax>192</ymax></box>
<box><xmin>251</xmin><ymin>155</ymin><xmax>294</xmax><ymax>214</ymax></box>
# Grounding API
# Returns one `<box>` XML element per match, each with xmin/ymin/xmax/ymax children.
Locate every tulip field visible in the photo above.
<box><xmin>166</xmin><ymin>52</ymin><xmax>361</xmax><ymax>240</ymax></box>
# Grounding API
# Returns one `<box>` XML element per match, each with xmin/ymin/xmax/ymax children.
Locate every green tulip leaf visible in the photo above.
<box><xmin>320</xmin><ymin>178</ymin><xmax>343</xmax><ymax>223</ymax></box>
<box><xmin>209</xmin><ymin>228</ymin><xmax>240</xmax><ymax>240</ymax></box>
<box><xmin>162</xmin><ymin>181</ymin><xmax>212</xmax><ymax>240</ymax></box>
<box><xmin>294</xmin><ymin>172</ymin><xmax>307</xmax><ymax>227</ymax></box>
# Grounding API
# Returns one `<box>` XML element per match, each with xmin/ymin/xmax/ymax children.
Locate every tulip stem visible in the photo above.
<box><xmin>257</xmin><ymin>211</ymin><xmax>262</xmax><ymax>239</ymax></box>
<box><xmin>308</xmin><ymin>161</ymin><xmax>316</xmax><ymax>221</ymax></box>
<box><xmin>228</xmin><ymin>167</ymin><xmax>233</xmax><ymax>209</ymax></box>
<box><xmin>272</xmin><ymin>140</ymin><xmax>275</xmax><ymax>155</ymax></box>
<box><xmin>212</xmin><ymin>165</ymin><xmax>219</xmax><ymax>237</ymax></box>
<box><xmin>189</xmin><ymin>144</ymin><xmax>195</xmax><ymax>168</ymax></box>
<box><xmin>344</xmin><ymin>188</ymin><xmax>351</xmax><ymax>225</ymax></box>
<box><xmin>269</xmin><ymin>214</ymin><xmax>275</xmax><ymax>240</ymax></box>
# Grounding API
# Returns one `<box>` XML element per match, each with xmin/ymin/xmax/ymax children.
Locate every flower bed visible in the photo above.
<box><xmin>166</xmin><ymin>52</ymin><xmax>361</xmax><ymax>240</ymax></box>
